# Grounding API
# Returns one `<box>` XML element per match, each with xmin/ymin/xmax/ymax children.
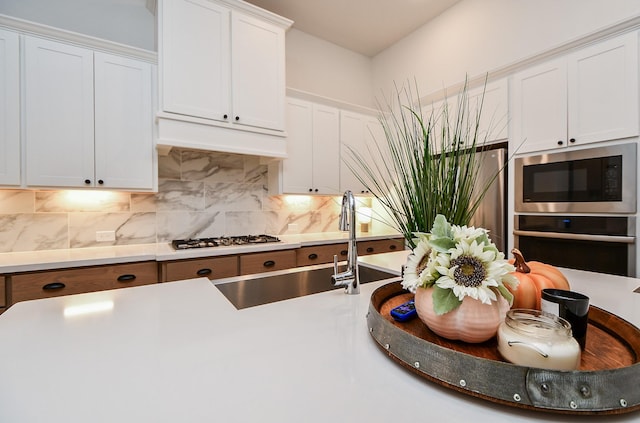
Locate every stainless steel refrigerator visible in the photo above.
<box><xmin>469</xmin><ymin>145</ymin><xmax>507</xmax><ymax>252</ymax></box>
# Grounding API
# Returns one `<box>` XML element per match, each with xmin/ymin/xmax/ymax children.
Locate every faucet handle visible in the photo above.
<box><xmin>333</xmin><ymin>254</ymin><xmax>338</xmax><ymax>275</ymax></box>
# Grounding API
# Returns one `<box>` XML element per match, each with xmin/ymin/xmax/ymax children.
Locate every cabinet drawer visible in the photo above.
<box><xmin>357</xmin><ymin>238</ymin><xmax>405</xmax><ymax>256</ymax></box>
<box><xmin>10</xmin><ymin>261</ymin><xmax>158</xmax><ymax>304</ymax></box>
<box><xmin>162</xmin><ymin>256</ymin><xmax>239</xmax><ymax>282</ymax></box>
<box><xmin>239</xmin><ymin>250</ymin><xmax>297</xmax><ymax>275</ymax></box>
<box><xmin>296</xmin><ymin>243</ymin><xmax>348</xmax><ymax>266</ymax></box>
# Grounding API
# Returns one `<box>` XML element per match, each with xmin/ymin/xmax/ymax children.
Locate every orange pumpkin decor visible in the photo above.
<box><xmin>507</xmin><ymin>248</ymin><xmax>570</xmax><ymax>310</ymax></box>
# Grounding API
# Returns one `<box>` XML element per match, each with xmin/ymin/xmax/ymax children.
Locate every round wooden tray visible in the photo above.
<box><xmin>367</xmin><ymin>281</ymin><xmax>640</xmax><ymax>415</ymax></box>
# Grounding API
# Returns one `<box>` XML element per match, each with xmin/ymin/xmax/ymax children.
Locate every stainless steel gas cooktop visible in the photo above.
<box><xmin>171</xmin><ymin>235</ymin><xmax>281</xmax><ymax>250</ymax></box>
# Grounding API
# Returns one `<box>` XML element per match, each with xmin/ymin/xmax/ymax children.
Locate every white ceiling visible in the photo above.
<box><xmin>243</xmin><ymin>0</ymin><xmax>462</xmax><ymax>57</ymax></box>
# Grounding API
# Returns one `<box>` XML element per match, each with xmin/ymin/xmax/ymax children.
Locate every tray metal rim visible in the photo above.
<box><xmin>367</xmin><ymin>281</ymin><xmax>640</xmax><ymax>415</ymax></box>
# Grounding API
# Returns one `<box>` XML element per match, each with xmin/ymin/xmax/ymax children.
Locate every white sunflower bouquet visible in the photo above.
<box><xmin>402</xmin><ymin>214</ymin><xmax>519</xmax><ymax>315</ymax></box>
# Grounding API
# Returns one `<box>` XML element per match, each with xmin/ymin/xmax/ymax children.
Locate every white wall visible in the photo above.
<box><xmin>0</xmin><ymin>0</ymin><xmax>155</xmax><ymax>51</ymax></box>
<box><xmin>286</xmin><ymin>28</ymin><xmax>374</xmax><ymax>108</ymax></box>
<box><xmin>372</xmin><ymin>0</ymin><xmax>640</xmax><ymax>98</ymax></box>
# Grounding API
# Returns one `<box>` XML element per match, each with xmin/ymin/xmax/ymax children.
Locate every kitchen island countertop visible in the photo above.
<box><xmin>0</xmin><ymin>251</ymin><xmax>638</xmax><ymax>422</ymax></box>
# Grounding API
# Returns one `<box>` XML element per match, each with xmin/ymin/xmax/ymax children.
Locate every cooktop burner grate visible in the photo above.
<box><xmin>171</xmin><ymin>235</ymin><xmax>281</xmax><ymax>250</ymax></box>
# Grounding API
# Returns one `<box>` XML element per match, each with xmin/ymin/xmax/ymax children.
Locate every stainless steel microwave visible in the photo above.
<box><xmin>514</xmin><ymin>143</ymin><xmax>637</xmax><ymax>213</ymax></box>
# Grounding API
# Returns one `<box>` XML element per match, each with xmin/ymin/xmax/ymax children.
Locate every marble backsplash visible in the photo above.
<box><xmin>0</xmin><ymin>149</ymin><xmax>377</xmax><ymax>253</ymax></box>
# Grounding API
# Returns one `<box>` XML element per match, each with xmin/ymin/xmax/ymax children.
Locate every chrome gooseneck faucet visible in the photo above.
<box><xmin>331</xmin><ymin>190</ymin><xmax>359</xmax><ymax>294</ymax></box>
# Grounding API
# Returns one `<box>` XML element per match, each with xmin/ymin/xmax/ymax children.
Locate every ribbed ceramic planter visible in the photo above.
<box><xmin>414</xmin><ymin>286</ymin><xmax>510</xmax><ymax>343</ymax></box>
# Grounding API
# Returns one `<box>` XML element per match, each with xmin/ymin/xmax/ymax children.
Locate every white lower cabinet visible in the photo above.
<box><xmin>24</xmin><ymin>36</ymin><xmax>154</xmax><ymax>190</ymax></box>
<box><xmin>0</xmin><ymin>28</ymin><xmax>20</xmax><ymax>186</ymax></box>
<box><xmin>269</xmin><ymin>98</ymin><xmax>340</xmax><ymax>195</ymax></box>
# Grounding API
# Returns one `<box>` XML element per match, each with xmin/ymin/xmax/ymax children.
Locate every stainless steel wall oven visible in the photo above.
<box><xmin>514</xmin><ymin>215</ymin><xmax>636</xmax><ymax>276</ymax></box>
<box><xmin>514</xmin><ymin>143</ymin><xmax>637</xmax><ymax>277</ymax></box>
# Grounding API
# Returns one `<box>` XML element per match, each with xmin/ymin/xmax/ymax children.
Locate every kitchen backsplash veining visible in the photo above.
<box><xmin>0</xmin><ymin>149</ymin><xmax>376</xmax><ymax>253</ymax></box>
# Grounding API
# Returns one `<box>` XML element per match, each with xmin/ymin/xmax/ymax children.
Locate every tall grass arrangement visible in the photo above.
<box><xmin>345</xmin><ymin>79</ymin><xmax>505</xmax><ymax>248</ymax></box>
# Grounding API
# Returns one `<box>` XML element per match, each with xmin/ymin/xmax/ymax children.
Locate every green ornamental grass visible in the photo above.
<box><xmin>345</xmin><ymin>78</ymin><xmax>506</xmax><ymax>249</ymax></box>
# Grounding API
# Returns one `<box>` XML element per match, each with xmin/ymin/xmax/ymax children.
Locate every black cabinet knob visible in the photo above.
<box><xmin>308</xmin><ymin>253</ymin><xmax>318</xmax><ymax>260</ymax></box>
<box><xmin>569</xmin><ymin>138</ymin><xmax>576</xmax><ymax>143</ymax></box>
<box><xmin>557</xmin><ymin>140</ymin><xmax>564</xmax><ymax>146</ymax></box>
<box><xmin>84</xmin><ymin>179</ymin><xmax>91</xmax><ymax>184</ymax></box>
<box><xmin>117</xmin><ymin>274</ymin><xmax>136</xmax><ymax>282</ymax></box>
<box><xmin>366</xmin><ymin>247</ymin><xmax>374</xmax><ymax>253</ymax></box>
<box><xmin>314</xmin><ymin>189</ymin><xmax>318</xmax><ymax>192</ymax></box>
<box><xmin>223</xmin><ymin>114</ymin><xmax>228</xmax><ymax>119</ymax></box>
<box><xmin>340</xmin><ymin>250</ymin><xmax>348</xmax><ymax>256</ymax></box>
<box><xmin>98</xmin><ymin>179</ymin><xmax>104</xmax><ymax>185</ymax></box>
<box><xmin>309</xmin><ymin>188</ymin><xmax>313</xmax><ymax>192</ymax></box>
<box><xmin>42</xmin><ymin>282</ymin><xmax>65</xmax><ymax>291</ymax></box>
<box><xmin>197</xmin><ymin>268</ymin><xmax>212</xmax><ymax>276</ymax></box>
<box><xmin>390</xmin><ymin>244</ymin><xmax>397</xmax><ymax>250</ymax></box>
<box><xmin>263</xmin><ymin>260</ymin><xmax>275</xmax><ymax>267</ymax></box>
<box><xmin>235</xmin><ymin>116</ymin><xmax>240</xmax><ymax>121</ymax></box>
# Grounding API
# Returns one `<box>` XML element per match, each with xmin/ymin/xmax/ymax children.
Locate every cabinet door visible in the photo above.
<box><xmin>568</xmin><ymin>32</ymin><xmax>639</xmax><ymax>144</ymax></box>
<box><xmin>511</xmin><ymin>58</ymin><xmax>567</xmax><ymax>154</ymax></box>
<box><xmin>24</xmin><ymin>36</ymin><xmax>95</xmax><ymax>187</ymax></box>
<box><xmin>0</xmin><ymin>29</ymin><xmax>20</xmax><ymax>186</ymax></box>
<box><xmin>161</xmin><ymin>0</ymin><xmax>230</xmax><ymax>122</ymax></box>
<box><xmin>311</xmin><ymin>104</ymin><xmax>340</xmax><ymax>194</ymax></box>
<box><xmin>340</xmin><ymin>111</ymin><xmax>369</xmax><ymax>194</ymax></box>
<box><xmin>231</xmin><ymin>11</ymin><xmax>285</xmax><ymax>131</ymax></box>
<box><xmin>467</xmin><ymin>79</ymin><xmax>508</xmax><ymax>144</ymax></box>
<box><xmin>94</xmin><ymin>52</ymin><xmax>154</xmax><ymax>190</ymax></box>
<box><xmin>281</xmin><ymin>98</ymin><xmax>313</xmax><ymax>193</ymax></box>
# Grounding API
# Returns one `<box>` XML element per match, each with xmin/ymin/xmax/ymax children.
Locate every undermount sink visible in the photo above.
<box><xmin>214</xmin><ymin>263</ymin><xmax>400</xmax><ymax>309</ymax></box>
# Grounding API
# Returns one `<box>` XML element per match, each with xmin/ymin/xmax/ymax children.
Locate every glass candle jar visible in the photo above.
<box><xmin>497</xmin><ymin>309</ymin><xmax>581</xmax><ymax>370</ymax></box>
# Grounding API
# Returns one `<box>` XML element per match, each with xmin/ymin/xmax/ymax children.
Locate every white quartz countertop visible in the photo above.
<box><xmin>0</xmin><ymin>230</ymin><xmax>403</xmax><ymax>273</ymax></box>
<box><xmin>0</xmin><ymin>251</ymin><xmax>638</xmax><ymax>422</ymax></box>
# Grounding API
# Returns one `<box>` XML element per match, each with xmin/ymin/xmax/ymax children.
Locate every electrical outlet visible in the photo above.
<box><xmin>96</xmin><ymin>230</ymin><xmax>116</xmax><ymax>242</ymax></box>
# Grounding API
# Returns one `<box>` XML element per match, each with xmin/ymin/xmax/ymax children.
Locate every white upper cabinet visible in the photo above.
<box><xmin>340</xmin><ymin>111</ymin><xmax>384</xmax><ymax>195</ymax></box>
<box><xmin>231</xmin><ymin>11</ymin><xmax>285</xmax><ymax>131</ymax></box>
<box><xmin>567</xmin><ymin>32</ymin><xmax>639</xmax><ymax>145</ymax></box>
<box><xmin>25</xmin><ymin>36</ymin><xmax>95</xmax><ymax>188</ymax></box>
<box><xmin>511</xmin><ymin>31</ymin><xmax>638</xmax><ymax>154</ymax></box>
<box><xmin>423</xmin><ymin>78</ymin><xmax>508</xmax><ymax>155</ymax></box>
<box><xmin>269</xmin><ymin>98</ymin><xmax>340</xmax><ymax>195</ymax></box>
<box><xmin>0</xmin><ymin>28</ymin><xmax>20</xmax><ymax>186</ymax></box>
<box><xmin>467</xmin><ymin>79</ymin><xmax>508</xmax><ymax>143</ymax></box>
<box><xmin>25</xmin><ymin>36</ymin><xmax>155</xmax><ymax>190</ymax></box>
<box><xmin>161</xmin><ymin>0</ymin><xmax>230</xmax><ymax>122</ymax></box>
<box><xmin>158</xmin><ymin>0</ymin><xmax>291</xmax><ymax>157</ymax></box>
<box><xmin>94</xmin><ymin>52</ymin><xmax>154</xmax><ymax>190</ymax></box>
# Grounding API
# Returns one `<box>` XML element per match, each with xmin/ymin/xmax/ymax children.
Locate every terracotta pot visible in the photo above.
<box><xmin>414</xmin><ymin>286</ymin><xmax>510</xmax><ymax>343</ymax></box>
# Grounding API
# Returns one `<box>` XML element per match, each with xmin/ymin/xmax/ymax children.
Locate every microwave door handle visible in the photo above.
<box><xmin>513</xmin><ymin>230</ymin><xmax>636</xmax><ymax>244</ymax></box>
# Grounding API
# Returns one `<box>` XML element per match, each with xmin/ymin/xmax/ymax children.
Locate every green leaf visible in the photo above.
<box><xmin>430</xmin><ymin>214</ymin><xmax>451</xmax><ymax>238</ymax></box>
<box><xmin>429</xmin><ymin>237</ymin><xmax>455</xmax><ymax>253</ymax></box>
<box><xmin>496</xmin><ymin>285</ymin><xmax>514</xmax><ymax>306</ymax></box>
<box><xmin>432</xmin><ymin>285</ymin><xmax>462</xmax><ymax>315</ymax></box>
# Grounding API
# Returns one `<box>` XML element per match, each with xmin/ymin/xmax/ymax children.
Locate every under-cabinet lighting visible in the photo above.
<box><xmin>63</xmin><ymin>190</ymin><xmax>116</xmax><ymax>206</ymax></box>
<box><xmin>64</xmin><ymin>300</ymin><xmax>114</xmax><ymax>317</ymax></box>
<box><xmin>283</xmin><ymin>195</ymin><xmax>312</xmax><ymax>207</ymax></box>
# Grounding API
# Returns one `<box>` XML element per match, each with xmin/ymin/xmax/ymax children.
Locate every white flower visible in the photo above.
<box><xmin>433</xmin><ymin>238</ymin><xmax>515</xmax><ymax>305</ymax></box>
<box><xmin>402</xmin><ymin>238</ymin><xmax>432</xmax><ymax>292</ymax></box>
